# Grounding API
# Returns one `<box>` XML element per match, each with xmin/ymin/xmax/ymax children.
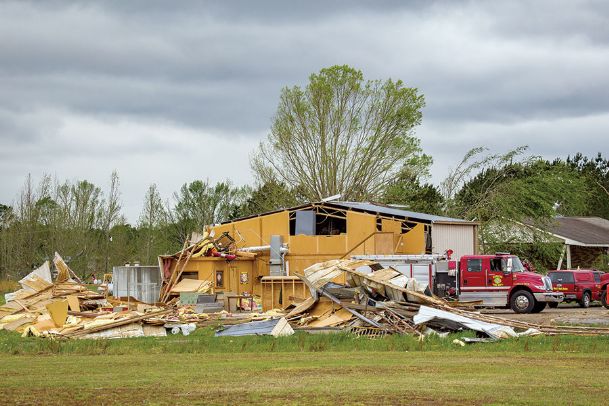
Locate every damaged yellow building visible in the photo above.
<box><xmin>159</xmin><ymin>201</ymin><xmax>478</xmax><ymax>309</ymax></box>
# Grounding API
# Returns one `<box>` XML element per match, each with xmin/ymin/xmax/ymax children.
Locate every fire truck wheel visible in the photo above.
<box><xmin>602</xmin><ymin>290</ymin><xmax>608</xmax><ymax>309</ymax></box>
<box><xmin>548</xmin><ymin>302</ymin><xmax>559</xmax><ymax>308</ymax></box>
<box><xmin>579</xmin><ymin>291</ymin><xmax>591</xmax><ymax>308</ymax></box>
<box><xmin>510</xmin><ymin>290</ymin><xmax>535</xmax><ymax>313</ymax></box>
<box><xmin>531</xmin><ymin>302</ymin><xmax>547</xmax><ymax>313</ymax></box>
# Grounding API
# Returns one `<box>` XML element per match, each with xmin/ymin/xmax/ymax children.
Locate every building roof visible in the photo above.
<box><xmin>544</xmin><ymin>217</ymin><xmax>609</xmax><ymax>247</ymax></box>
<box><xmin>223</xmin><ymin>200</ymin><xmax>475</xmax><ymax>225</ymax></box>
<box><xmin>325</xmin><ymin>201</ymin><xmax>473</xmax><ymax>224</ymax></box>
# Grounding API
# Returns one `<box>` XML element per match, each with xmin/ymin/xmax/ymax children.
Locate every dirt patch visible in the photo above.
<box><xmin>481</xmin><ymin>304</ymin><xmax>609</xmax><ymax>326</ymax></box>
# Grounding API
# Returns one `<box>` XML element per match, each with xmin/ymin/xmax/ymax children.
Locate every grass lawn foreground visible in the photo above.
<box><xmin>0</xmin><ymin>328</ymin><xmax>608</xmax><ymax>405</ymax></box>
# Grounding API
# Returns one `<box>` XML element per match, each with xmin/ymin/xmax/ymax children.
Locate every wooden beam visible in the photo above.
<box><xmin>297</xmin><ymin>274</ymin><xmax>382</xmax><ymax>328</ymax></box>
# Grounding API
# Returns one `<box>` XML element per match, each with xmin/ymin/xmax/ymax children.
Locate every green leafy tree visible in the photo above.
<box><xmin>443</xmin><ymin>147</ymin><xmax>590</xmax><ymax>270</ymax></box>
<box><xmin>252</xmin><ymin>65</ymin><xmax>428</xmax><ymax>201</ymax></box>
<box><xmin>564</xmin><ymin>152</ymin><xmax>609</xmax><ymax>218</ymax></box>
<box><xmin>382</xmin><ymin>154</ymin><xmax>443</xmax><ymax>214</ymax></box>
<box><xmin>170</xmin><ymin>180</ymin><xmax>247</xmax><ymax>244</ymax></box>
<box><xmin>233</xmin><ymin>180</ymin><xmax>301</xmax><ymax>218</ymax></box>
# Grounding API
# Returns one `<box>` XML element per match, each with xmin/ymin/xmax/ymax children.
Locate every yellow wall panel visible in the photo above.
<box><xmin>233</xmin><ymin>217</ymin><xmax>262</xmax><ymax>248</ymax></box>
<box><xmin>288</xmin><ymin>235</ymin><xmax>318</xmax><ymax>255</ymax></box>
<box><xmin>401</xmin><ymin>223</ymin><xmax>426</xmax><ymax>254</ymax></box>
<box><xmin>317</xmin><ymin>235</ymin><xmax>347</xmax><ymax>255</ymax></box>
<box><xmin>381</xmin><ymin>219</ymin><xmax>402</xmax><ymax>234</ymax></box>
<box><xmin>374</xmin><ymin>232</ymin><xmax>395</xmax><ymax>254</ymax></box>
<box><xmin>212</xmin><ymin>223</ymin><xmax>233</xmax><ymax>239</ymax></box>
<box><xmin>346</xmin><ymin>211</ymin><xmax>376</xmax><ymax>253</ymax></box>
<box><xmin>260</xmin><ymin>211</ymin><xmax>290</xmax><ymax>244</ymax></box>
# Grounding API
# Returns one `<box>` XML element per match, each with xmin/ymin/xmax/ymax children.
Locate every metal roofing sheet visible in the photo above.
<box><xmin>221</xmin><ymin>200</ymin><xmax>474</xmax><ymax>225</ymax></box>
<box><xmin>547</xmin><ymin>217</ymin><xmax>609</xmax><ymax>246</ymax></box>
<box><xmin>327</xmin><ymin>201</ymin><xmax>472</xmax><ymax>223</ymax></box>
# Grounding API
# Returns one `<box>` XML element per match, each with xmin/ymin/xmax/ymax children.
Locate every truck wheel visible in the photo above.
<box><xmin>548</xmin><ymin>302</ymin><xmax>559</xmax><ymax>308</ymax></box>
<box><xmin>510</xmin><ymin>290</ymin><xmax>535</xmax><ymax>314</ymax></box>
<box><xmin>602</xmin><ymin>290</ymin><xmax>608</xmax><ymax>309</ymax></box>
<box><xmin>531</xmin><ymin>302</ymin><xmax>547</xmax><ymax>313</ymax></box>
<box><xmin>579</xmin><ymin>292</ymin><xmax>591</xmax><ymax>308</ymax></box>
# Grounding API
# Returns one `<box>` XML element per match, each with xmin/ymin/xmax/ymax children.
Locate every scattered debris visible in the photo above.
<box><xmin>285</xmin><ymin>259</ymin><xmax>609</xmax><ymax>340</ymax></box>
<box><xmin>215</xmin><ymin>317</ymin><xmax>294</xmax><ymax>337</ymax></box>
<box><xmin>4</xmin><ymin>255</ymin><xmax>609</xmax><ymax>343</ymax></box>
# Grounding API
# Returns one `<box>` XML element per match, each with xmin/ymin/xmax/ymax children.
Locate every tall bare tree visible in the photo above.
<box><xmin>138</xmin><ymin>184</ymin><xmax>168</xmax><ymax>264</ymax></box>
<box><xmin>252</xmin><ymin>65</ymin><xmax>428</xmax><ymax>201</ymax></box>
<box><xmin>101</xmin><ymin>171</ymin><xmax>123</xmax><ymax>273</ymax></box>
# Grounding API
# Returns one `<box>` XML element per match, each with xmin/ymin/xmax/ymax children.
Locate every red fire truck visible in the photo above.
<box><xmin>353</xmin><ymin>252</ymin><xmax>563</xmax><ymax>313</ymax></box>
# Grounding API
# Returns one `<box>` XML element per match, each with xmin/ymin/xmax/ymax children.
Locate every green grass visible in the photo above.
<box><xmin>2</xmin><ymin>327</ymin><xmax>609</xmax><ymax>356</ymax></box>
<box><xmin>1</xmin><ymin>329</ymin><xmax>609</xmax><ymax>404</ymax></box>
<box><xmin>0</xmin><ymin>279</ymin><xmax>19</xmax><ymax>306</ymax></box>
<box><xmin>0</xmin><ymin>349</ymin><xmax>607</xmax><ymax>405</ymax></box>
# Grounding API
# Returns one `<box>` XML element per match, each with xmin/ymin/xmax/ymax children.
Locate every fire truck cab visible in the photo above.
<box><xmin>353</xmin><ymin>252</ymin><xmax>563</xmax><ymax>314</ymax></box>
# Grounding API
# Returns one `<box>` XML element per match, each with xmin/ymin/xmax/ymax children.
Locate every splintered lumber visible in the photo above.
<box><xmin>381</xmin><ymin>307</ymin><xmax>423</xmax><ymax>338</ymax></box>
<box><xmin>340</xmin><ymin>265</ymin><xmax>446</xmax><ymax>306</ymax></box>
<box><xmin>162</xmin><ymin>251</ymin><xmax>193</xmax><ymax>302</ymax></box>
<box><xmin>298</xmin><ymin>274</ymin><xmax>381</xmax><ymax>329</ymax></box>
<box><xmin>160</xmin><ymin>240</ymin><xmax>188</xmax><ymax>301</ymax></box>
<box><xmin>53</xmin><ymin>252</ymin><xmax>71</xmax><ymax>283</ymax></box>
<box><xmin>161</xmin><ymin>240</ymin><xmax>196</xmax><ymax>303</ymax></box>
<box><xmin>64</xmin><ymin>309</ymin><xmax>173</xmax><ymax>338</ymax></box>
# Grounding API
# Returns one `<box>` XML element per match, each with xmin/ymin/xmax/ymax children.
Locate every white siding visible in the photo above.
<box><xmin>431</xmin><ymin>224</ymin><xmax>476</xmax><ymax>259</ymax></box>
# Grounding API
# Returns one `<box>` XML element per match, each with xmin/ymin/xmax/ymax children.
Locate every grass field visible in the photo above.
<box><xmin>1</xmin><ymin>329</ymin><xmax>609</xmax><ymax>405</ymax></box>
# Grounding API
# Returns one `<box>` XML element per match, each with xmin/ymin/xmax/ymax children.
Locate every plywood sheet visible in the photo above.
<box><xmin>308</xmin><ymin>298</ymin><xmax>335</xmax><ymax>318</ymax></box>
<box><xmin>171</xmin><ymin>278</ymin><xmax>209</xmax><ymax>293</ymax></box>
<box><xmin>347</xmin><ymin>211</ymin><xmax>376</xmax><ymax>253</ymax></box>
<box><xmin>67</xmin><ymin>295</ymin><xmax>81</xmax><ymax>312</ymax></box>
<box><xmin>45</xmin><ymin>300</ymin><xmax>68</xmax><ymax>327</ymax></box>
<box><xmin>401</xmin><ymin>223</ymin><xmax>426</xmax><ymax>254</ymax></box>
<box><xmin>307</xmin><ymin>309</ymin><xmax>353</xmax><ymax>328</ymax></box>
<box><xmin>285</xmin><ymin>296</ymin><xmax>316</xmax><ymax>318</ymax></box>
<box><xmin>382</xmin><ymin>219</ymin><xmax>402</xmax><ymax>234</ymax></box>
<box><xmin>374</xmin><ymin>232</ymin><xmax>394</xmax><ymax>255</ymax></box>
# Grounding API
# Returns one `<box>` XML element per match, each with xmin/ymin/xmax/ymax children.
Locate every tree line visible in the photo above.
<box><xmin>1</xmin><ymin>65</ymin><xmax>608</xmax><ymax>278</ymax></box>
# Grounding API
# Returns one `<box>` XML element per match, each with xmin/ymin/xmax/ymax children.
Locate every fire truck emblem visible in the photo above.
<box><xmin>492</xmin><ymin>275</ymin><xmax>503</xmax><ymax>287</ymax></box>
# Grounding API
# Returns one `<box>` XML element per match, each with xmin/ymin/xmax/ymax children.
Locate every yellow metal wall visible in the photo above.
<box><xmin>174</xmin><ymin>257</ymin><xmax>255</xmax><ymax>296</ymax></box>
<box><xmin>181</xmin><ymin>208</ymin><xmax>454</xmax><ymax>307</ymax></box>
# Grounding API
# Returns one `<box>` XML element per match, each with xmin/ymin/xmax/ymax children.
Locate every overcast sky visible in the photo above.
<box><xmin>1</xmin><ymin>0</ymin><xmax>608</xmax><ymax>222</ymax></box>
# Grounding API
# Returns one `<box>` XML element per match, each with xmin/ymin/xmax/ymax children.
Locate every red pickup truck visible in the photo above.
<box><xmin>547</xmin><ymin>269</ymin><xmax>609</xmax><ymax>308</ymax></box>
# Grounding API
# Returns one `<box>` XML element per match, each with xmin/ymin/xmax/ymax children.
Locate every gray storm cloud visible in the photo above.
<box><xmin>1</xmin><ymin>0</ymin><xmax>608</xmax><ymax>221</ymax></box>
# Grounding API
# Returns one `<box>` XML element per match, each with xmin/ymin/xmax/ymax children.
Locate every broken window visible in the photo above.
<box><xmin>490</xmin><ymin>258</ymin><xmax>503</xmax><ymax>272</ymax></box>
<box><xmin>290</xmin><ymin>208</ymin><xmax>347</xmax><ymax>236</ymax></box>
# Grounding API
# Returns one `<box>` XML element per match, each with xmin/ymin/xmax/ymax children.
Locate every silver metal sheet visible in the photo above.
<box><xmin>112</xmin><ymin>265</ymin><xmax>161</xmax><ymax>304</ymax></box>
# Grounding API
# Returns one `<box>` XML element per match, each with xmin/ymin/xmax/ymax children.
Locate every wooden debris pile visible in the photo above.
<box><xmin>0</xmin><ymin>253</ymin><xmax>186</xmax><ymax>339</ymax></box>
<box><xmin>287</xmin><ymin>259</ymin><xmax>609</xmax><ymax>339</ymax></box>
<box><xmin>0</xmin><ymin>253</ymin><xmax>295</xmax><ymax>340</ymax></box>
<box><xmin>159</xmin><ymin>230</ymin><xmax>256</xmax><ymax>303</ymax></box>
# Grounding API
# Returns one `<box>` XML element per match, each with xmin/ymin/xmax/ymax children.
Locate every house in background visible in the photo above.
<box><xmin>538</xmin><ymin>217</ymin><xmax>609</xmax><ymax>269</ymax></box>
<box><xmin>159</xmin><ymin>201</ymin><xmax>478</xmax><ymax>310</ymax></box>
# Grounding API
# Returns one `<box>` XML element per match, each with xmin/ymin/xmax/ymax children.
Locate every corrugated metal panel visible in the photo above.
<box><xmin>431</xmin><ymin>224</ymin><xmax>476</xmax><ymax>259</ymax></box>
<box><xmin>329</xmin><ymin>201</ymin><xmax>472</xmax><ymax>223</ymax></box>
<box><xmin>112</xmin><ymin>266</ymin><xmax>161</xmax><ymax>304</ymax></box>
